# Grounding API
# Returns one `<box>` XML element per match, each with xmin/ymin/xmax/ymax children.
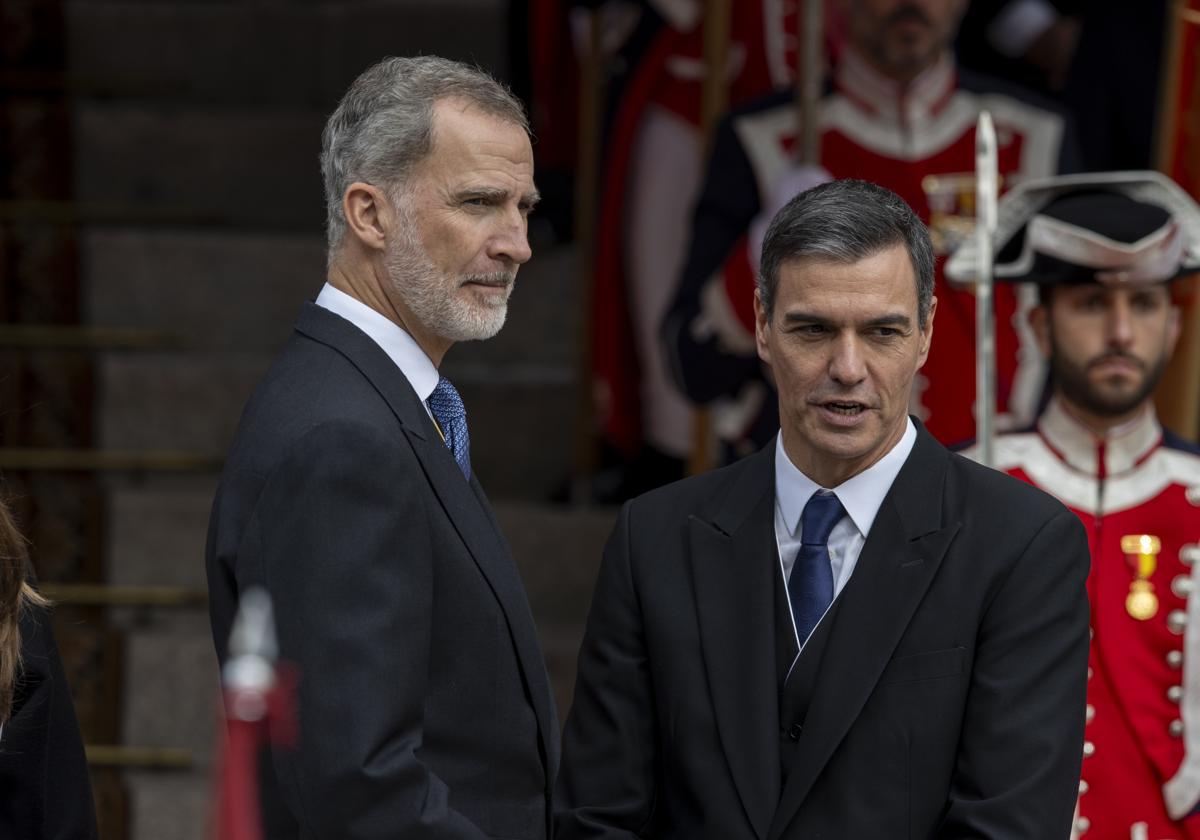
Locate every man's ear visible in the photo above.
<box><xmin>1166</xmin><ymin>302</ymin><xmax>1183</xmax><ymax>357</ymax></box>
<box><xmin>917</xmin><ymin>296</ymin><xmax>937</xmax><ymax>368</ymax></box>
<box><xmin>754</xmin><ymin>288</ymin><xmax>772</xmax><ymax>365</ymax></box>
<box><xmin>1029</xmin><ymin>304</ymin><xmax>1052</xmax><ymax>359</ymax></box>
<box><xmin>342</xmin><ymin>182</ymin><xmax>392</xmax><ymax>253</ymax></box>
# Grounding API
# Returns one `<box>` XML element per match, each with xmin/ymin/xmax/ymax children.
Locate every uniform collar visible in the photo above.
<box><xmin>1037</xmin><ymin>396</ymin><xmax>1162</xmax><ymax>477</ymax></box>
<box><xmin>835</xmin><ymin>47</ymin><xmax>957</xmax><ymax>126</ymax></box>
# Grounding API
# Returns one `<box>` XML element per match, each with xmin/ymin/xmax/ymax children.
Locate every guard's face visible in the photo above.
<box><xmin>386</xmin><ymin>97</ymin><xmax>537</xmax><ymax>344</ymax></box>
<box><xmin>1033</xmin><ymin>284</ymin><xmax>1181</xmax><ymax>422</ymax></box>
<box><xmin>756</xmin><ymin>245</ymin><xmax>934</xmax><ymax>488</ymax></box>
<box><xmin>842</xmin><ymin>0</ymin><xmax>967</xmax><ymax>79</ymax></box>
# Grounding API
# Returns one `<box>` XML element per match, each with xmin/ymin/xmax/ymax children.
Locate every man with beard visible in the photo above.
<box><xmin>206</xmin><ymin>57</ymin><xmax>558</xmax><ymax>839</ymax></box>
<box><xmin>661</xmin><ymin>0</ymin><xmax>1077</xmax><ymax>462</ymax></box>
<box><xmin>957</xmin><ymin>172</ymin><xmax>1200</xmax><ymax>839</ymax></box>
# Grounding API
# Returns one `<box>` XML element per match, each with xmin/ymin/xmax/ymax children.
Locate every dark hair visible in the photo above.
<box><xmin>758</xmin><ymin>179</ymin><xmax>935</xmax><ymax>327</ymax></box>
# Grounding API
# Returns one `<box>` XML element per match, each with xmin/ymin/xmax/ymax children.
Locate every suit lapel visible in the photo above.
<box><xmin>295</xmin><ymin>303</ymin><xmax>558</xmax><ymax>780</ymax></box>
<box><xmin>690</xmin><ymin>446</ymin><xmax>781</xmax><ymax>840</ymax></box>
<box><xmin>768</xmin><ymin>427</ymin><xmax>961</xmax><ymax>839</ymax></box>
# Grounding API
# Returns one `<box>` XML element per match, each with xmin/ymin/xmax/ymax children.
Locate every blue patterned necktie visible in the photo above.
<box><xmin>427</xmin><ymin>376</ymin><xmax>471</xmax><ymax>480</ymax></box>
<box><xmin>788</xmin><ymin>491</ymin><xmax>844</xmax><ymax>647</ymax></box>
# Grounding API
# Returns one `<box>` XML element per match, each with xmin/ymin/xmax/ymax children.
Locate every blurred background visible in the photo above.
<box><xmin>1</xmin><ymin>1</ymin><xmax>1196</xmax><ymax>837</ymax></box>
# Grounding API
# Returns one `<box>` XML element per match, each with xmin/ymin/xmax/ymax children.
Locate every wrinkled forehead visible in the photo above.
<box><xmin>778</xmin><ymin>247</ymin><xmax>920</xmax><ymax>310</ymax></box>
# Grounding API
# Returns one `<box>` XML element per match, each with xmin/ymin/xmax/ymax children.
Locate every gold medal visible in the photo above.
<box><xmin>1122</xmin><ymin>534</ymin><xmax>1163</xmax><ymax>621</ymax></box>
<box><xmin>1126</xmin><ymin>580</ymin><xmax>1159</xmax><ymax>621</ymax></box>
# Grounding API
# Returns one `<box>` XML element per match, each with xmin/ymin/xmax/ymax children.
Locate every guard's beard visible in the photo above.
<box><xmin>384</xmin><ymin>204</ymin><xmax>514</xmax><ymax>343</ymax></box>
<box><xmin>1051</xmin><ymin>344</ymin><xmax>1168</xmax><ymax>420</ymax></box>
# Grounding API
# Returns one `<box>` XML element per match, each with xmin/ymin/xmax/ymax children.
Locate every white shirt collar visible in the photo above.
<box><xmin>774</xmin><ymin>417</ymin><xmax>918</xmax><ymax>539</ymax></box>
<box><xmin>313</xmin><ymin>282</ymin><xmax>440</xmax><ymax>403</ymax></box>
<box><xmin>1037</xmin><ymin>396</ymin><xmax>1161</xmax><ymax>476</ymax></box>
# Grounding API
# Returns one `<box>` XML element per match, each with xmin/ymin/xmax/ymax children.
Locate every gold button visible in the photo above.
<box><xmin>1087</xmin><ymin>666</ymin><xmax>1094</xmax><ymax>680</ymax></box>
<box><xmin>1174</xmin><ymin>575</ymin><xmax>1195</xmax><ymax>598</ymax></box>
<box><xmin>1085</xmin><ymin>704</ymin><xmax>1095</xmax><ymax>724</ymax></box>
<box><xmin>1169</xmin><ymin>610</ymin><xmax>1188</xmax><ymax>635</ymax></box>
<box><xmin>1170</xmin><ymin>719</ymin><xmax>1185</xmax><ymax>738</ymax></box>
<box><xmin>1082</xmin><ymin>740</ymin><xmax>1095</xmax><ymax>757</ymax></box>
<box><xmin>1168</xmin><ymin>650</ymin><xmax>1185</xmax><ymax>668</ymax></box>
<box><xmin>1182</xmin><ymin>544</ymin><xmax>1200</xmax><ymax>566</ymax></box>
<box><xmin>1169</xmin><ymin>685</ymin><xmax>1184</xmax><ymax>703</ymax></box>
<box><xmin>1079</xmin><ymin>779</ymin><xmax>1089</xmax><ymax>795</ymax></box>
<box><xmin>1075</xmin><ymin>816</ymin><xmax>1090</xmax><ymax>833</ymax></box>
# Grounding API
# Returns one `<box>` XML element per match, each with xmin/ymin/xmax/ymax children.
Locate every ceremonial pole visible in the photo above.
<box><xmin>797</xmin><ymin>0</ymin><xmax>824</xmax><ymax>165</ymax></box>
<box><xmin>211</xmin><ymin>588</ymin><xmax>296</xmax><ymax>840</ymax></box>
<box><xmin>688</xmin><ymin>0</ymin><xmax>734</xmax><ymax>476</ymax></box>
<box><xmin>572</xmin><ymin>5</ymin><xmax>606</xmax><ymax>495</ymax></box>
<box><xmin>974</xmin><ymin>111</ymin><xmax>999</xmax><ymax>467</ymax></box>
<box><xmin>1153</xmin><ymin>0</ymin><xmax>1200</xmax><ymax>440</ymax></box>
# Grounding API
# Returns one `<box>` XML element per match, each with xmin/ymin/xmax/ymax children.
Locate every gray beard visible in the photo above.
<box><xmin>384</xmin><ymin>207</ymin><xmax>513</xmax><ymax>343</ymax></box>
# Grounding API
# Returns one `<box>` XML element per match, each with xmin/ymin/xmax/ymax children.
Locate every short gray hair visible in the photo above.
<box><xmin>758</xmin><ymin>179</ymin><xmax>935</xmax><ymax>328</ymax></box>
<box><xmin>320</xmin><ymin>56</ymin><xmax>529</xmax><ymax>254</ymax></box>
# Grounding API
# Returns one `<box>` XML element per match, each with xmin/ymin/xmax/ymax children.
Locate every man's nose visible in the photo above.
<box><xmin>828</xmin><ymin>334</ymin><xmax>867</xmax><ymax>384</ymax></box>
<box><xmin>488</xmin><ymin>211</ymin><xmax>532</xmax><ymax>266</ymax></box>
<box><xmin>1106</xmin><ymin>296</ymin><xmax>1134</xmax><ymax>348</ymax></box>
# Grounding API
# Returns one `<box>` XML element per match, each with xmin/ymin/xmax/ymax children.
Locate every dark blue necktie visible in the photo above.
<box><xmin>788</xmin><ymin>492</ymin><xmax>844</xmax><ymax>647</ymax></box>
<box><xmin>427</xmin><ymin>376</ymin><xmax>471</xmax><ymax>480</ymax></box>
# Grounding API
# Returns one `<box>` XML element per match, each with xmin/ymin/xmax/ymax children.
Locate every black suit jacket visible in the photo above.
<box><xmin>0</xmin><ymin>603</ymin><xmax>98</xmax><ymax>839</ymax></box>
<box><xmin>207</xmin><ymin>303</ymin><xmax>559</xmax><ymax>839</ymax></box>
<box><xmin>556</xmin><ymin>424</ymin><xmax>1090</xmax><ymax>839</ymax></box>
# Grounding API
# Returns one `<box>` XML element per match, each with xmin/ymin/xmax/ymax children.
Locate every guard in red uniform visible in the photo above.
<box><xmin>660</xmin><ymin>0</ymin><xmax>1078</xmax><ymax>461</ymax></box>
<box><xmin>957</xmin><ymin>172</ymin><xmax>1200</xmax><ymax>840</ymax></box>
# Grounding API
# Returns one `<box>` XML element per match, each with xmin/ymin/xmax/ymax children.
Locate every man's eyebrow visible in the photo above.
<box><xmin>452</xmin><ymin>185</ymin><xmax>541</xmax><ymax>208</ymax></box>
<box><xmin>864</xmin><ymin>313</ymin><xmax>913</xmax><ymax>328</ymax></box>
<box><xmin>779</xmin><ymin>311</ymin><xmax>913</xmax><ymax>328</ymax></box>
<box><xmin>781</xmin><ymin>310</ymin><xmax>830</xmax><ymax>324</ymax></box>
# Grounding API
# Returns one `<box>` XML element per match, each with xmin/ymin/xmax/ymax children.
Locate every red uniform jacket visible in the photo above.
<box><xmin>968</xmin><ymin>399</ymin><xmax>1200</xmax><ymax>839</ymax></box>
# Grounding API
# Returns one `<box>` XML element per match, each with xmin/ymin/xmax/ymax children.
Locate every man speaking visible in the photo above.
<box><xmin>557</xmin><ymin>180</ymin><xmax>1090</xmax><ymax>837</ymax></box>
<box><xmin>206</xmin><ymin>56</ymin><xmax>556</xmax><ymax>838</ymax></box>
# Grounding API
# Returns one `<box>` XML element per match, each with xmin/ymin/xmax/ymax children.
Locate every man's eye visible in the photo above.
<box><xmin>872</xmin><ymin>327</ymin><xmax>900</xmax><ymax>338</ymax></box>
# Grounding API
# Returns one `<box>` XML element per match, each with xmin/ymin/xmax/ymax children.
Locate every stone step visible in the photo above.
<box><xmin>83</xmin><ymin>229</ymin><xmax>324</xmax><ymax>352</ymax></box>
<box><xmin>104</xmin><ymin>478</ymin><xmax>613</xmax><ymax>724</ymax></box>
<box><xmin>119</xmin><ymin>615</ymin><xmax>219</xmax><ymax>768</ymax></box>
<box><xmin>105</xmin><ymin>476</ymin><xmax>216</xmax><ymax>588</ymax></box>
<box><xmin>73</xmin><ymin>102</ymin><xmax>328</xmax><ymax>229</ymax></box>
<box><xmin>124</xmin><ymin>770</ymin><xmax>210</xmax><ymax>840</ymax></box>
<box><xmin>67</xmin><ymin>0</ymin><xmax>508</xmax><ymax>106</ymax></box>
<box><xmin>96</xmin><ymin>357</ymin><xmax>578</xmax><ymax>499</ymax></box>
<box><xmin>96</xmin><ymin>352</ymin><xmax>271</xmax><ymax>454</ymax></box>
<box><xmin>81</xmin><ymin>230</ymin><xmax>580</xmax><ymax>363</ymax></box>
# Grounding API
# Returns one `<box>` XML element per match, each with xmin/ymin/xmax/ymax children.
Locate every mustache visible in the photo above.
<box><xmin>885</xmin><ymin>4</ymin><xmax>932</xmax><ymax>28</ymax></box>
<box><xmin>462</xmin><ymin>272</ymin><xmax>515</xmax><ymax>287</ymax></box>
<box><xmin>1087</xmin><ymin>352</ymin><xmax>1145</xmax><ymax>372</ymax></box>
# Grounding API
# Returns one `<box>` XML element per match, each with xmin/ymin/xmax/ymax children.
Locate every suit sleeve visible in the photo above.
<box><xmin>250</xmin><ymin>420</ymin><xmax>489</xmax><ymax>839</ymax></box>
<box><xmin>661</xmin><ymin>111</ymin><xmax>767</xmax><ymax>405</ymax></box>
<box><xmin>555</xmin><ymin>502</ymin><xmax>659</xmax><ymax>838</ymax></box>
<box><xmin>938</xmin><ymin>507</ymin><xmax>1091</xmax><ymax>838</ymax></box>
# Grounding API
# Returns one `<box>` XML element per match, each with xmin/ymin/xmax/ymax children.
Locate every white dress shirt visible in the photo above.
<box><xmin>774</xmin><ymin>418</ymin><xmax>918</xmax><ymax>654</ymax></box>
<box><xmin>314</xmin><ymin>283</ymin><xmax>439</xmax><ymax>420</ymax></box>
